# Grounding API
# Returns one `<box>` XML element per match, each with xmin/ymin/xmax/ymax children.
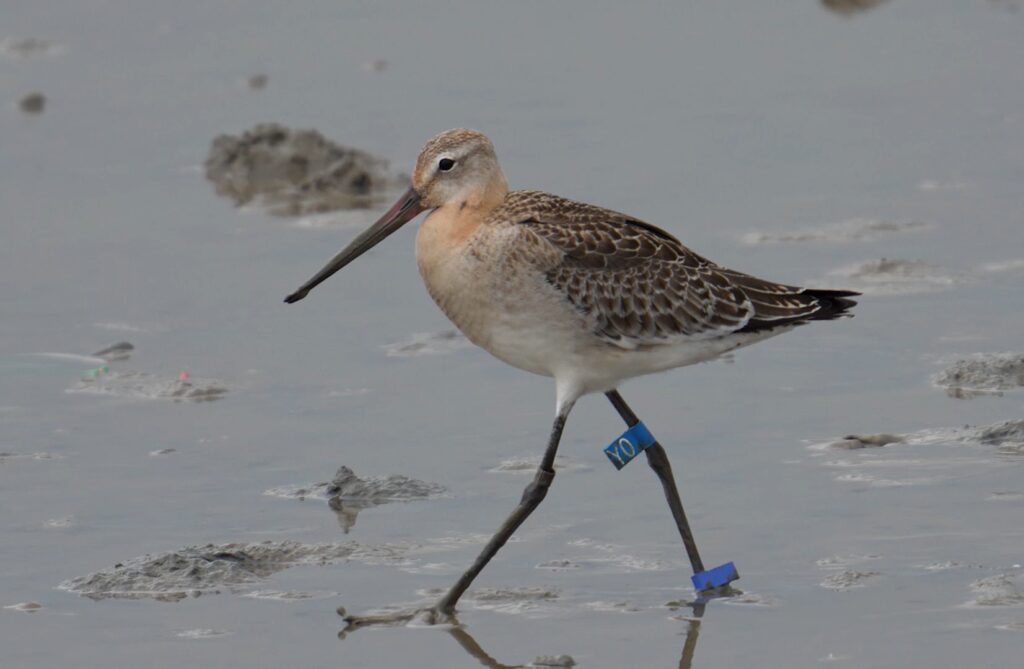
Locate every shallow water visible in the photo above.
<box><xmin>2</xmin><ymin>1</ymin><xmax>1024</xmax><ymax>667</ymax></box>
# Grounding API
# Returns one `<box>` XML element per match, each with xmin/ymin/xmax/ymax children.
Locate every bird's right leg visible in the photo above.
<box><xmin>604</xmin><ymin>389</ymin><xmax>705</xmax><ymax>574</ymax></box>
<box><xmin>340</xmin><ymin>401</ymin><xmax>574</xmax><ymax>630</ymax></box>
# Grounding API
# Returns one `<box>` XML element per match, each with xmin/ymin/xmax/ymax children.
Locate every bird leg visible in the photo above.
<box><xmin>340</xmin><ymin>404</ymin><xmax>573</xmax><ymax>630</ymax></box>
<box><xmin>433</xmin><ymin>406</ymin><xmax>571</xmax><ymax>615</ymax></box>
<box><xmin>604</xmin><ymin>390</ymin><xmax>706</xmax><ymax>574</ymax></box>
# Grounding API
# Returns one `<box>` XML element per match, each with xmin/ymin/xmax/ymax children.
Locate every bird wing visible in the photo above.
<box><xmin>505</xmin><ymin>191</ymin><xmax>833</xmax><ymax>349</ymax></box>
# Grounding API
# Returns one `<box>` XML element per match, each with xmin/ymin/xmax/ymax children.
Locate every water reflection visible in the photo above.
<box><xmin>328</xmin><ymin>497</ymin><xmax>372</xmax><ymax>533</ymax></box>
<box><xmin>447</xmin><ymin>626</ymin><xmax>525</xmax><ymax>669</ymax></box>
<box><xmin>337</xmin><ymin>598</ymin><xmax>717</xmax><ymax>669</ymax></box>
<box><xmin>675</xmin><ymin>602</ymin><xmax>706</xmax><ymax>669</ymax></box>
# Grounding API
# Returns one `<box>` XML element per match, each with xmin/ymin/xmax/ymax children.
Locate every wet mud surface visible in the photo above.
<box><xmin>741</xmin><ymin>218</ymin><xmax>929</xmax><ymax>244</ymax></box>
<box><xmin>810</xmin><ymin>419</ymin><xmax>1024</xmax><ymax>488</ymax></box>
<box><xmin>3</xmin><ymin>1</ymin><xmax>1024</xmax><ymax>668</ymax></box>
<box><xmin>823</xmin><ymin>258</ymin><xmax>962</xmax><ymax>295</ymax></box>
<box><xmin>382</xmin><ymin>330</ymin><xmax>470</xmax><ymax>357</ymax></box>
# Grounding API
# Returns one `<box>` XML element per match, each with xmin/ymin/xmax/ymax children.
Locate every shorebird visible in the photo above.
<box><xmin>285</xmin><ymin>129</ymin><xmax>858</xmax><ymax>625</ymax></box>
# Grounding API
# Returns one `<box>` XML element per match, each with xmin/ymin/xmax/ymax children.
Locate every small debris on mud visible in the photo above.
<box><xmin>820</xmin><ymin>570</ymin><xmax>881</xmax><ymax>591</ymax></box>
<box><xmin>67</xmin><ymin>370</ymin><xmax>227</xmax><ymax>402</ymax></box>
<box><xmin>247</xmin><ymin>73</ymin><xmax>268</xmax><ymax>90</ymax></box>
<box><xmin>936</xmin><ymin>353</ymin><xmax>1024</xmax><ymax>399</ymax></box>
<box><xmin>177</xmin><ymin>628</ymin><xmax>231</xmax><ymax>639</ymax></box>
<box><xmin>4</xmin><ymin>602</ymin><xmax>43</xmax><ymax>613</ymax></box>
<box><xmin>821</xmin><ymin>0</ymin><xmax>889</xmax><ymax>15</ymax></box>
<box><xmin>92</xmin><ymin>341</ymin><xmax>134</xmax><ymax>362</ymax></box>
<box><xmin>536</xmin><ymin>559</ymin><xmax>581</xmax><ymax>571</ymax></box>
<box><xmin>532</xmin><ymin>655</ymin><xmax>576</xmax><ymax>667</ymax></box>
<box><xmin>44</xmin><ymin>516</ymin><xmax>74</xmax><ymax>529</ymax></box>
<box><xmin>18</xmin><ymin>92</ymin><xmax>46</xmax><ymax>114</ymax></box>
<box><xmin>0</xmin><ymin>37</ymin><xmax>63</xmax><ymax>58</ymax></box>
<box><xmin>204</xmin><ymin>123</ymin><xmax>403</xmax><ymax>216</ymax></box>
<box><xmin>828</xmin><ymin>434</ymin><xmax>905</xmax><ymax>449</ymax></box>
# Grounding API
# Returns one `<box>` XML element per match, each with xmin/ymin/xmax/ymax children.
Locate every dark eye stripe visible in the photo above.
<box><xmin>439</xmin><ymin>158</ymin><xmax>455</xmax><ymax>171</ymax></box>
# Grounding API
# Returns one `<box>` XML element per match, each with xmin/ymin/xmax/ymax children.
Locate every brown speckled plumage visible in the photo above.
<box><xmin>482</xmin><ymin>191</ymin><xmax>857</xmax><ymax>348</ymax></box>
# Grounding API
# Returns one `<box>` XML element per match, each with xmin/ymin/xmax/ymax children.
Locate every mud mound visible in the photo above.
<box><xmin>60</xmin><ymin>540</ymin><xmax>408</xmax><ymax>601</ymax></box>
<box><xmin>936</xmin><ymin>353</ymin><xmax>1024</xmax><ymax>399</ymax></box>
<box><xmin>204</xmin><ymin>123</ymin><xmax>402</xmax><ymax>216</ymax></box>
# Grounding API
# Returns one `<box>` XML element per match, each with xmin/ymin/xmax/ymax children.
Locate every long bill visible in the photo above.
<box><xmin>284</xmin><ymin>187</ymin><xmax>424</xmax><ymax>304</ymax></box>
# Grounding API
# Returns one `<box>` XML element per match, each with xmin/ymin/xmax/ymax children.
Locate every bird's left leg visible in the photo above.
<box><xmin>340</xmin><ymin>400</ymin><xmax>575</xmax><ymax>631</ymax></box>
<box><xmin>430</xmin><ymin>401</ymin><xmax>573</xmax><ymax>616</ymax></box>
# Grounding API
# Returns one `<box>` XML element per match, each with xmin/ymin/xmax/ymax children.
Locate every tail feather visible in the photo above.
<box><xmin>738</xmin><ymin>288</ymin><xmax>859</xmax><ymax>333</ymax></box>
<box><xmin>803</xmin><ymin>289</ymin><xmax>860</xmax><ymax>321</ymax></box>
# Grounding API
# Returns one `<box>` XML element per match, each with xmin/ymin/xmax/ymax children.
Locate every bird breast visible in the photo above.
<box><xmin>415</xmin><ymin>211</ymin><xmax>585</xmax><ymax>378</ymax></box>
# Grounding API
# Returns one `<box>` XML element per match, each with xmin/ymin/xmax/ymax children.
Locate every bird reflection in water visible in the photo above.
<box><xmin>338</xmin><ymin>590</ymin><xmax>735</xmax><ymax>669</ymax></box>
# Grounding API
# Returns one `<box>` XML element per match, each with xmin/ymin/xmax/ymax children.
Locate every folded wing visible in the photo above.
<box><xmin>508</xmin><ymin>191</ymin><xmax>857</xmax><ymax>349</ymax></box>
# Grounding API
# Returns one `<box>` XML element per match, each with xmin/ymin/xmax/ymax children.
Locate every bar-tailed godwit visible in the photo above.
<box><xmin>286</xmin><ymin>129</ymin><xmax>858</xmax><ymax>625</ymax></box>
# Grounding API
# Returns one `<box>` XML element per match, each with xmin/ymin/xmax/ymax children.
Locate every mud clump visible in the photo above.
<box><xmin>18</xmin><ymin>92</ymin><xmax>46</xmax><ymax>114</ymax></box>
<box><xmin>247</xmin><ymin>73</ymin><xmax>268</xmax><ymax>90</ymax></box>
<box><xmin>60</xmin><ymin>540</ymin><xmax>408</xmax><ymax>601</ymax></box>
<box><xmin>266</xmin><ymin>466</ymin><xmax>445</xmax><ymax>532</ymax></box>
<box><xmin>975</xmin><ymin>420</ymin><xmax>1024</xmax><ymax>455</ymax></box>
<box><xmin>820</xmin><ymin>570</ymin><xmax>881</xmax><ymax>591</ymax></box>
<box><xmin>968</xmin><ymin>574</ymin><xmax>1024</xmax><ymax>607</ymax></box>
<box><xmin>936</xmin><ymin>353</ymin><xmax>1024</xmax><ymax>399</ymax></box>
<box><xmin>829</xmin><ymin>433</ymin><xmax>905</xmax><ymax>449</ymax></box>
<box><xmin>326</xmin><ymin>465</ymin><xmax>446</xmax><ymax>502</ymax></box>
<box><xmin>327</xmin><ymin>466</ymin><xmax>445</xmax><ymax>532</ymax></box>
<box><xmin>92</xmin><ymin>341</ymin><xmax>134</xmax><ymax>362</ymax></box>
<box><xmin>532</xmin><ymin>655</ymin><xmax>576</xmax><ymax>667</ymax></box>
<box><xmin>821</xmin><ymin>0</ymin><xmax>889</xmax><ymax>15</ymax></box>
<box><xmin>204</xmin><ymin>123</ymin><xmax>403</xmax><ymax>216</ymax></box>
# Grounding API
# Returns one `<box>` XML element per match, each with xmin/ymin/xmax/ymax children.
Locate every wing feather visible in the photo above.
<box><xmin>496</xmin><ymin>191</ymin><xmax>855</xmax><ymax>347</ymax></box>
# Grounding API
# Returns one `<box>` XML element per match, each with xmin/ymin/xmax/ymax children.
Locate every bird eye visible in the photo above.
<box><xmin>438</xmin><ymin>158</ymin><xmax>455</xmax><ymax>171</ymax></box>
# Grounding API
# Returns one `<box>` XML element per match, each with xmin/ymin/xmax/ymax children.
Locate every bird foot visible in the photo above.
<box><xmin>337</xmin><ymin>605</ymin><xmax>458</xmax><ymax>638</ymax></box>
<box><xmin>693</xmin><ymin>583</ymin><xmax>742</xmax><ymax>604</ymax></box>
